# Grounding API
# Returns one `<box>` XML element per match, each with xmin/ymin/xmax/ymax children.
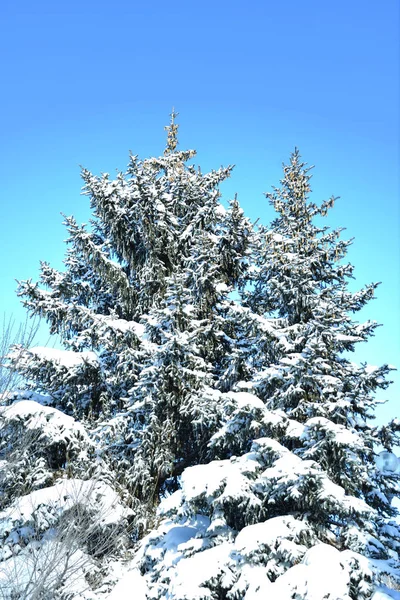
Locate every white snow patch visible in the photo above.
<box><xmin>180</xmin><ymin>460</ymin><xmax>243</xmax><ymax>503</ymax></box>
<box><xmin>228</xmin><ymin>391</ymin><xmax>265</xmax><ymax>411</ymax></box>
<box><xmin>97</xmin><ymin>316</ymin><xmax>146</xmax><ymax>338</ymax></box>
<box><xmin>234</xmin><ymin>515</ymin><xmax>308</xmax><ymax>556</ymax></box>
<box><xmin>280</xmin><ymin>353</ymin><xmax>302</xmax><ymax>367</ymax></box>
<box><xmin>107</xmin><ymin>569</ymin><xmax>148</xmax><ymax>599</ymax></box>
<box><xmin>234</xmin><ymin>564</ymin><xmax>273</xmax><ymax>598</ymax></box>
<box><xmin>159</xmin><ymin>490</ymin><xmax>184</xmax><ymax>515</ymax></box>
<box><xmin>0</xmin><ymin>400</ymin><xmax>85</xmax><ymax>434</ymax></box>
<box><xmin>0</xmin><ymin>479</ymin><xmax>132</xmax><ymax>534</ymax></box>
<box><xmin>285</xmin><ymin>419</ymin><xmax>306</xmax><ymax>438</ymax></box>
<box><xmin>271</xmin><ymin>543</ymin><xmax>351</xmax><ymax>599</ymax></box>
<box><xmin>0</xmin><ymin>538</ymin><xmax>92</xmax><ymax>600</ymax></box>
<box><xmin>215</xmin><ymin>203</ymin><xmax>227</xmax><ymax>216</ymax></box>
<box><xmin>4</xmin><ymin>390</ymin><xmax>53</xmax><ymax>406</ymax></box>
<box><xmin>335</xmin><ymin>333</ymin><xmax>363</xmax><ymax>343</ymax></box>
<box><xmin>168</xmin><ymin>542</ymin><xmax>233</xmax><ymax>599</ymax></box>
<box><xmin>29</xmin><ymin>347</ymin><xmax>98</xmax><ymax>368</ymax></box>
<box><xmin>303</xmin><ymin>417</ymin><xmax>363</xmax><ymax>448</ymax></box>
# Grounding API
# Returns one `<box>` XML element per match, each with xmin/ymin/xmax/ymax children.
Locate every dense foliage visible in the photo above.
<box><xmin>1</xmin><ymin>115</ymin><xmax>399</xmax><ymax>599</ymax></box>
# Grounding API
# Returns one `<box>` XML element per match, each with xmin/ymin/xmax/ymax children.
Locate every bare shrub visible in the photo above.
<box><xmin>0</xmin><ymin>478</ymin><xmax>133</xmax><ymax>599</ymax></box>
<box><xmin>0</xmin><ymin>314</ymin><xmax>40</xmax><ymax>403</ymax></box>
<box><xmin>0</xmin><ymin>400</ymin><xmax>92</xmax><ymax>510</ymax></box>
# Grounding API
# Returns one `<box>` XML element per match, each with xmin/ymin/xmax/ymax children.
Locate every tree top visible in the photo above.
<box><xmin>164</xmin><ymin>109</ymin><xmax>179</xmax><ymax>155</ymax></box>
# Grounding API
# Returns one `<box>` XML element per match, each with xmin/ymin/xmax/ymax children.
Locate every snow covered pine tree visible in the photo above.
<box><xmin>1</xmin><ymin>113</ymin><xmax>252</xmax><ymax>596</ymax></box>
<box><xmin>122</xmin><ymin>149</ymin><xmax>400</xmax><ymax>599</ymax></box>
<box><xmin>2</xmin><ymin>118</ymin><xmax>399</xmax><ymax>599</ymax></box>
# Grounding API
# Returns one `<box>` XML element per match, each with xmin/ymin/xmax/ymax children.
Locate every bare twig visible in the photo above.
<box><xmin>0</xmin><ymin>313</ymin><xmax>40</xmax><ymax>403</ymax></box>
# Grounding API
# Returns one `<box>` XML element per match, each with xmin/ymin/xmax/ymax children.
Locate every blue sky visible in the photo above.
<box><xmin>1</xmin><ymin>0</ymin><xmax>399</xmax><ymax>422</ymax></box>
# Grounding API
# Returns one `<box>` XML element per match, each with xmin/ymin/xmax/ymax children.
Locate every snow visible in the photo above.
<box><xmin>258</xmin><ymin>365</ymin><xmax>284</xmax><ymax>380</ymax></box>
<box><xmin>231</xmin><ymin>564</ymin><xmax>272</xmax><ymax>599</ymax></box>
<box><xmin>163</xmin><ymin>523</ymin><xmax>206</xmax><ymax>553</ymax></box>
<box><xmin>29</xmin><ymin>346</ymin><xmax>98</xmax><ymax>367</ymax></box>
<box><xmin>302</xmin><ymin>417</ymin><xmax>363</xmax><ymax>448</ymax></box>
<box><xmin>0</xmin><ymin>400</ymin><xmax>87</xmax><ymax>440</ymax></box>
<box><xmin>4</xmin><ymin>389</ymin><xmax>53</xmax><ymax>405</ymax></box>
<box><xmin>168</xmin><ymin>542</ymin><xmax>233</xmax><ymax>599</ymax></box>
<box><xmin>131</xmin><ymin>515</ymin><xmax>216</xmax><ymax>597</ymax></box>
<box><xmin>250</xmin><ymin>436</ymin><xmax>290</xmax><ymax>460</ymax></box>
<box><xmin>183</xmin><ymin>303</ymin><xmax>195</xmax><ymax>315</ymax></box>
<box><xmin>0</xmin><ymin>478</ymin><xmax>132</xmax><ymax>536</ymax></box>
<box><xmin>0</xmin><ymin>478</ymin><xmax>133</xmax><ymax>599</ymax></box>
<box><xmin>0</xmin><ymin>538</ymin><xmax>92</xmax><ymax>600</ymax></box>
<box><xmin>179</xmin><ymin>459</ymin><xmax>247</xmax><ymax>504</ymax></box>
<box><xmin>285</xmin><ymin>418</ymin><xmax>306</xmax><ymax>438</ymax></box>
<box><xmin>234</xmin><ymin>515</ymin><xmax>309</xmax><ymax>557</ymax></box>
<box><xmin>216</xmin><ymin>281</ymin><xmax>229</xmax><ymax>292</ymax></box>
<box><xmin>335</xmin><ymin>333</ymin><xmax>363</xmax><ymax>343</ymax></box>
<box><xmin>280</xmin><ymin>353</ymin><xmax>302</xmax><ymax>366</ymax></box>
<box><xmin>242</xmin><ymin>567</ymin><xmax>272</xmax><ymax>597</ymax></box>
<box><xmin>107</xmin><ymin>569</ymin><xmax>148</xmax><ymax>600</ymax></box>
<box><xmin>260</xmin><ymin>451</ymin><xmax>312</xmax><ymax>483</ymax></box>
<box><xmin>270</xmin><ymin>544</ymin><xmax>351</xmax><ymax>599</ymax></box>
<box><xmin>269</xmin><ymin>233</ymin><xmax>293</xmax><ymax>245</ymax></box>
<box><xmin>99</xmin><ymin>316</ymin><xmax>146</xmax><ymax>338</ymax></box>
<box><xmin>228</xmin><ymin>391</ymin><xmax>265</xmax><ymax>411</ymax></box>
<box><xmin>159</xmin><ymin>490</ymin><xmax>184</xmax><ymax>515</ymax></box>
<box><xmin>215</xmin><ymin>203</ymin><xmax>227</xmax><ymax>216</ymax></box>
<box><xmin>129</xmin><ymin>507</ymin><xmax>397</xmax><ymax>600</ymax></box>
<box><xmin>315</xmin><ymin>374</ymin><xmax>341</xmax><ymax>387</ymax></box>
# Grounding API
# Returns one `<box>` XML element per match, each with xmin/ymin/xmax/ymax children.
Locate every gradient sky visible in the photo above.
<box><xmin>1</xmin><ymin>0</ymin><xmax>399</xmax><ymax>423</ymax></box>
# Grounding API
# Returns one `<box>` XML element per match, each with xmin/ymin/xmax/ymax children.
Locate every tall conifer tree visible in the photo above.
<box><xmin>4</xmin><ymin>126</ymin><xmax>400</xmax><ymax>599</ymax></box>
<box><xmin>133</xmin><ymin>150</ymin><xmax>400</xmax><ymax>600</ymax></box>
<box><xmin>9</xmin><ymin>114</ymin><xmax>252</xmax><ymax>526</ymax></box>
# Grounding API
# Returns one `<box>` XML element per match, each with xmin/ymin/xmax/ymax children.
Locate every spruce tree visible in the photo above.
<box><xmin>3</xmin><ymin>126</ymin><xmax>400</xmax><ymax>599</ymax></box>
<box><xmin>131</xmin><ymin>150</ymin><xmax>400</xmax><ymax>600</ymax></box>
<box><xmin>247</xmin><ymin>150</ymin><xmax>398</xmax><ymax>512</ymax></box>
<box><xmin>7</xmin><ymin>113</ymin><xmax>252</xmax><ymax>530</ymax></box>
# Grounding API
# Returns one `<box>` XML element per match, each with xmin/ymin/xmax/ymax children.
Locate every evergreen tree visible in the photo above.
<box><xmin>7</xmin><ymin>113</ymin><xmax>252</xmax><ymax>530</ymax></box>
<box><xmin>246</xmin><ymin>150</ymin><xmax>399</xmax><ymax>514</ymax></box>
<box><xmin>132</xmin><ymin>150</ymin><xmax>400</xmax><ymax>599</ymax></box>
<box><xmin>3</xmin><ymin>126</ymin><xmax>399</xmax><ymax>599</ymax></box>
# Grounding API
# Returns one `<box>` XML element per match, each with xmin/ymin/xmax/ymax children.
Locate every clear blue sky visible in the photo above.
<box><xmin>1</xmin><ymin>0</ymin><xmax>399</xmax><ymax>422</ymax></box>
